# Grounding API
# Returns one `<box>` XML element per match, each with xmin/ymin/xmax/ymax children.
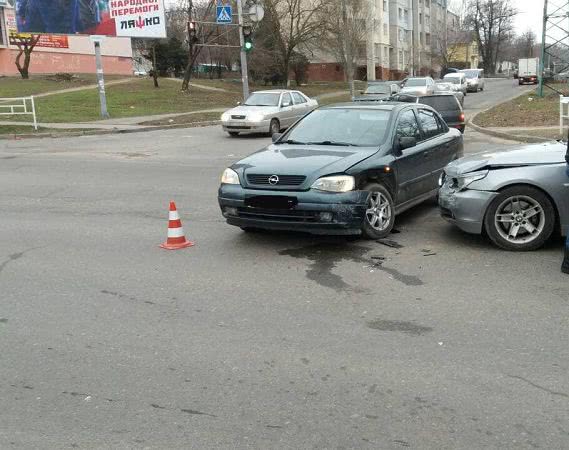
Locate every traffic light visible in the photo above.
<box><xmin>243</xmin><ymin>25</ymin><xmax>253</xmax><ymax>52</ymax></box>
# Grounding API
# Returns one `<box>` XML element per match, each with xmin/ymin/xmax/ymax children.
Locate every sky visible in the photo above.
<box><xmin>514</xmin><ymin>0</ymin><xmax>545</xmax><ymax>35</ymax></box>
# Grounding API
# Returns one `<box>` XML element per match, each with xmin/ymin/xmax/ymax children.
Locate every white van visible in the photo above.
<box><xmin>443</xmin><ymin>73</ymin><xmax>468</xmax><ymax>95</ymax></box>
<box><xmin>459</xmin><ymin>69</ymin><xmax>485</xmax><ymax>92</ymax></box>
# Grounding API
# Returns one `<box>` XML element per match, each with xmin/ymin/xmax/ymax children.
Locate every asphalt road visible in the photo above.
<box><xmin>1</xmin><ymin>79</ymin><xmax>567</xmax><ymax>449</ymax></box>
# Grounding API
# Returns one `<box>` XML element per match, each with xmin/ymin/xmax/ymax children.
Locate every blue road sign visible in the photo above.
<box><xmin>216</xmin><ymin>5</ymin><xmax>233</xmax><ymax>24</ymax></box>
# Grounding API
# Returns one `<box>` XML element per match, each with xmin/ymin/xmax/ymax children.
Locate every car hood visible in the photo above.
<box><xmin>445</xmin><ymin>141</ymin><xmax>567</xmax><ymax>176</ymax></box>
<box><xmin>225</xmin><ymin>105</ymin><xmax>280</xmax><ymax>116</ymax></box>
<box><xmin>232</xmin><ymin>144</ymin><xmax>378</xmax><ymax>180</ymax></box>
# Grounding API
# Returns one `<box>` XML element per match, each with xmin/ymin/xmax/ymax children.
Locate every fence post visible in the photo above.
<box><xmin>30</xmin><ymin>96</ymin><xmax>38</xmax><ymax>131</ymax></box>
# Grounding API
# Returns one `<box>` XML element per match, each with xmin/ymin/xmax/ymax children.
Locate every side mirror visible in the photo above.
<box><xmin>398</xmin><ymin>136</ymin><xmax>416</xmax><ymax>151</ymax></box>
<box><xmin>237</xmin><ymin>101</ymin><xmax>241</xmax><ymax>106</ymax></box>
<box><xmin>272</xmin><ymin>132</ymin><xmax>283</xmax><ymax>143</ymax></box>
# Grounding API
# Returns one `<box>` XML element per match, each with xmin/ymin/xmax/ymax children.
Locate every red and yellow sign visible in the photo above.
<box><xmin>8</xmin><ymin>31</ymin><xmax>69</xmax><ymax>48</ymax></box>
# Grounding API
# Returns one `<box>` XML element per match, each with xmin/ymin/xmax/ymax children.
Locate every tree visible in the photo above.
<box><xmin>12</xmin><ymin>34</ymin><xmax>41</xmax><ymax>80</ymax></box>
<box><xmin>465</xmin><ymin>0</ymin><xmax>517</xmax><ymax>74</ymax></box>
<box><xmin>321</xmin><ymin>0</ymin><xmax>367</xmax><ymax>96</ymax></box>
<box><xmin>261</xmin><ymin>0</ymin><xmax>326</xmax><ymax>86</ymax></box>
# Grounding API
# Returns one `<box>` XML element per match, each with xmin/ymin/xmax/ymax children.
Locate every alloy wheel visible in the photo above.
<box><xmin>494</xmin><ymin>195</ymin><xmax>545</xmax><ymax>245</ymax></box>
<box><xmin>366</xmin><ymin>192</ymin><xmax>392</xmax><ymax>232</ymax></box>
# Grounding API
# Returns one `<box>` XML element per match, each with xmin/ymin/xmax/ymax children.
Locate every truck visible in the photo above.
<box><xmin>518</xmin><ymin>58</ymin><xmax>539</xmax><ymax>85</ymax></box>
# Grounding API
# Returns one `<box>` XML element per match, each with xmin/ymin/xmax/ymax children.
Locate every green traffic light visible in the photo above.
<box><xmin>244</xmin><ymin>42</ymin><xmax>253</xmax><ymax>52</ymax></box>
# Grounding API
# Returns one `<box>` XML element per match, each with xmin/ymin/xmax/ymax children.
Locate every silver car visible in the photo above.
<box><xmin>459</xmin><ymin>69</ymin><xmax>485</xmax><ymax>92</ymax></box>
<box><xmin>439</xmin><ymin>142</ymin><xmax>569</xmax><ymax>251</ymax></box>
<box><xmin>221</xmin><ymin>90</ymin><xmax>318</xmax><ymax>136</ymax></box>
<box><xmin>400</xmin><ymin>77</ymin><xmax>436</xmax><ymax>96</ymax></box>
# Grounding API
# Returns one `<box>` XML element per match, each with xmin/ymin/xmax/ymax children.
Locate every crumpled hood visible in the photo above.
<box><xmin>445</xmin><ymin>141</ymin><xmax>567</xmax><ymax>176</ymax></box>
<box><xmin>232</xmin><ymin>144</ymin><xmax>378</xmax><ymax>179</ymax></box>
<box><xmin>225</xmin><ymin>105</ymin><xmax>279</xmax><ymax>117</ymax></box>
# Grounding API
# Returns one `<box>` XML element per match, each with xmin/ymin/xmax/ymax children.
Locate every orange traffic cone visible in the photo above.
<box><xmin>160</xmin><ymin>201</ymin><xmax>195</xmax><ymax>250</ymax></box>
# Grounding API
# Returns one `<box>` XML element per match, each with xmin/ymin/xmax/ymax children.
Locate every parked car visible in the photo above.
<box><xmin>434</xmin><ymin>81</ymin><xmax>465</xmax><ymax>106</ymax></box>
<box><xmin>439</xmin><ymin>141</ymin><xmax>569</xmax><ymax>251</ymax></box>
<box><xmin>459</xmin><ymin>69</ymin><xmax>485</xmax><ymax>92</ymax></box>
<box><xmin>392</xmin><ymin>93</ymin><xmax>466</xmax><ymax>133</ymax></box>
<box><xmin>220</xmin><ymin>90</ymin><xmax>318</xmax><ymax>136</ymax></box>
<box><xmin>443</xmin><ymin>72</ymin><xmax>468</xmax><ymax>95</ymax></box>
<box><xmin>218</xmin><ymin>103</ymin><xmax>463</xmax><ymax>238</ymax></box>
<box><xmin>352</xmin><ymin>81</ymin><xmax>400</xmax><ymax>101</ymax></box>
<box><xmin>400</xmin><ymin>77</ymin><xmax>436</xmax><ymax>96</ymax></box>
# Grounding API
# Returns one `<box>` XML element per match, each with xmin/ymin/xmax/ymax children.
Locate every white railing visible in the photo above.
<box><xmin>0</xmin><ymin>96</ymin><xmax>38</xmax><ymax>130</ymax></box>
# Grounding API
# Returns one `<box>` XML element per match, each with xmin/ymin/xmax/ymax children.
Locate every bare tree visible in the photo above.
<box><xmin>262</xmin><ymin>0</ymin><xmax>326</xmax><ymax>86</ymax></box>
<box><xmin>12</xmin><ymin>34</ymin><xmax>41</xmax><ymax>80</ymax></box>
<box><xmin>321</xmin><ymin>0</ymin><xmax>367</xmax><ymax>96</ymax></box>
<box><xmin>465</xmin><ymin>0</ymin><xmax>517</xmax><ymax>74</ymax></box>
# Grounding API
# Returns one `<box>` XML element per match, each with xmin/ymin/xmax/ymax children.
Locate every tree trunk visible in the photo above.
<box><xmin>15</xmin><ymin>49</ymin><xmax>28</xmax><ymax>79</ymax></box>
<box><xmin>182</xmin><ymin>47</ymin><xmax>194</xmax><ymax>92</ymax></box>
<box><xmin>152</xmin><ymin>44</ymin><xmax>159</xmax><ymax>88</ymax></box>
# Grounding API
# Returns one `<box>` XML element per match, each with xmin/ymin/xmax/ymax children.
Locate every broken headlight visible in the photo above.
<box><xmin>311</xmin><ymin>175</ymin><xmax>355</xmax><ymax>193</ymax></box>
<box><xmin>452</xmin><ymin>170</ymin><xmax>489</xmax><ymax>191</ymax></box>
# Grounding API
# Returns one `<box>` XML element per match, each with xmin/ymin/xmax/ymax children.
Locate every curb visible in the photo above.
<box><xmin>467</xmin><ymin>88</ymin><xmax>553</xmax><ymax>144</ymax></box>
<box><xmin>0</xmin><ymin>120</ymin><xmax>222</xmax><ymax>141</ymax></box>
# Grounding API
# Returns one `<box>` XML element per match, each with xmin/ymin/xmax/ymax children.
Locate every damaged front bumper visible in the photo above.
<box><xmin>218</xmin><ymin>185</ymin><xmax>369</xmax><ymax>235</ymax></box>
<box><xmin>438</xmin><ymin>184</ymin><xmax>498</xmax><ymax>234</ymax></box>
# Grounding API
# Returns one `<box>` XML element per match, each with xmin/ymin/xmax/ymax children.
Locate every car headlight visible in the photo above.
<box><xmin>221</xmin><ymin>112</ymin><xmax>230</xmax><ymax>122</ymax></box>
<box><xmin>453</xmin><ymin>170</ymin><xmax>488</xmax><ymax>191</ymax></box>
<box><xmin>247</xmin><ymin>112</ymin><xmax>265</xmax><ymax>122</ymax></box>
<box><xmin>221</xmin><ymin>168</ymin><xmax>240</xmax><ymax>185</ymax></box>
<box><xmin>311</xmin><ymin>175</ymin><xmax>355</xmax><ymax>193</ymax></box>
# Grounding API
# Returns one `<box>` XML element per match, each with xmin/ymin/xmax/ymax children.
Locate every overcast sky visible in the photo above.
<box><xmin>514</xmin><ymin>0</ymin><xmax>545</xmax><ymax>35</ymax></box>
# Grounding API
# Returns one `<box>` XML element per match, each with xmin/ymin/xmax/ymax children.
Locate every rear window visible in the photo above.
<box><xmin>419</xmin><ymin>96</ymin><xmax>460</xmax><ymax>111</ymax></box>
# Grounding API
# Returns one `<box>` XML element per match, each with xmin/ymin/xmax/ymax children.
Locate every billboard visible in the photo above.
<box><xmin>14</xmin><ymin>0</ymin><xmax>166</xmax><ymax>38</ymax></box>
<box><xmin>6</xmin><ymin>8</ymin><xmax>69</xmax><ymax>47</ymax></box>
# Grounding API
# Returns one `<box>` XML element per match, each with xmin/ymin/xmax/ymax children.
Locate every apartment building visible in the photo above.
<box><xmin>306</xmin><ymin>0</ymin><xmax>458</xmax><ymax>82</ymax></box>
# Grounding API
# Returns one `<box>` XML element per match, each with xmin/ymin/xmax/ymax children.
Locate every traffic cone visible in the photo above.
<box><xmin>160</xmin><ymin>202</ymin><xmax>195</xmax><ymax>250</ymax></box>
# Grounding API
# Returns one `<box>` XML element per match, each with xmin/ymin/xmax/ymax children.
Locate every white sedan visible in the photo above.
<box><xmin>221</xmin><ymin>89</ymin><xmax>318</xmax><ymax>137</ymax></box>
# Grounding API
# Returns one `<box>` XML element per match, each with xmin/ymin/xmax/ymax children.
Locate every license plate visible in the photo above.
<box><xmin>245</xmin><ymin>196</ymin><xmax>298</xmax><ymax>210</ymax></box>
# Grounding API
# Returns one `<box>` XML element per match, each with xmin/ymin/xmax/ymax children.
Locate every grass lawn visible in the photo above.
<box><xmin>316</xmin><ymin>93</ymin><xmax>352</xmax><ymax>106</ymax></box>
<box><xmin>0</xmin><ymin>74</ymin><xmax>130</xmax><ymax>98</ymax></box>
<box><xmin>4</xmin><ymin>78</ymin><xmax>242</xmax><ymax>123</ymax></box>
<box><xmin>140</xmin><ymin>111</ymin><xmax>222</xmax><ymax>126</ymax></box>
<box><xmin>475</xmin><ymin>83</ymin><xmax>569</xmax><ymax>128</ymax></box>
<box><xmin>510</xmin><ymin>128</ymin><xmax>563</xmax><ymax>140</ymax></box>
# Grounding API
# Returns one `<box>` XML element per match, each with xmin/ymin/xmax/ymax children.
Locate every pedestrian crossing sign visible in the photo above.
<box><xmin>216</xmin><ymin>5</ymin><xmax>233</xmax><ymax>24</ymax></box>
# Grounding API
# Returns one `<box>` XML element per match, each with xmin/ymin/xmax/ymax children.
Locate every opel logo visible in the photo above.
<box><xmin>269</xmin><ymin>175</ymin><xmax>279</xmax><ymax>185</ymax></box>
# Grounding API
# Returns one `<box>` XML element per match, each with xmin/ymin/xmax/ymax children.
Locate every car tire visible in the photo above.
<box><xmin>269</xmin><ymin>119</ymin><xmax>280</xmax><ymax>136</ymax></box>
<box><xmin>228</xmin><ymin>132</ymin><xmax>240</xmax><ymax>137</ymax></box>
<box><xmin>361</xmin><ymin>183</ymin><xmax>396</xmax><ymax>240</ymax></box>
<box><xmin>484</xmin><ymin>186</ymin><xmax>556</xmax><ymax>251</ymax></box>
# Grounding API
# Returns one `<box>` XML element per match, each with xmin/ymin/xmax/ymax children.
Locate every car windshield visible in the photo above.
<box><xmin>405</xmin><ymin>79</ymin><xmax>427</xmax><ymax>87</ymax></box>
<box><xmin>461</xmin><ymin>70</ymin><xmax>479</xmax><ymax>79</ymax></box>
<box><xmin>244</xmin><ymin>93</ymin><xmax>280</xmax><ymax>106</ymax></box>
<box><xmin>365</xmin><ymin>85</ymin><xmax>390</xmax><ymax>94</ymax></box>
<box><xmin>281</xmin><ymin>108</ymin><xmax>390</xmax><ymax>147</ymax></box>
<box><xmin>444</xmin><ymin>77</ymin><xmax>461</xmax><ymax>84</ymax></box>
<box><xmin>420</xmin><ymin>96</ymin><xmax>460</xmax><ymax>111</ymax></box>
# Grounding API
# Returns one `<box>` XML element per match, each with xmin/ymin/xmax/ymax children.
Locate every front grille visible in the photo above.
<box><xmin>231</xmin><ymin>115</ymin><xmax>246</xmax><ymax>119</ymax></box>
<box><xmin>246</xmin><ymin>174</ymin><xmax>306</xmax><ymax>186</ymax></box>
<box><xmin>237</xmin><ymin>207</ymin><xmax>319</xmax><ymax>222</ymax></box>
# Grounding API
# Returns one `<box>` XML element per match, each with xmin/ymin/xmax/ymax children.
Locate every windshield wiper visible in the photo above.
<box><xmin>307</xmin><ymin>140</ymin><xmax>358</xmax><ymax>147</ymax></box>
<box><xmin>274</xmin><ymin>139</ymin><xmax>307</xmax><ymax>145</ymax></box>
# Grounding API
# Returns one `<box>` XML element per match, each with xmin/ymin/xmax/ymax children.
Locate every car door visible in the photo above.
<box><xmin>392</xmin><ymin>108</ymin><xmax>431</xmax><ymax>204</ymax></box>
<box><xmin>416</xmin><ymin>108</ymin><xmax>453</xmax><ymax>191</ymax></box>
<box><xmin>292</xmin><ymin>92</ymin><xmax>309</xmax><ymax>122</ymax></box>
<box><xmin>279</xmin><ymin>93</ymin><xmax>296</xmax><ymax>127</ymax></box>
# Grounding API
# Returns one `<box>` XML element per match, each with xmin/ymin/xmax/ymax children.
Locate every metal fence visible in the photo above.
<box><xmin>0</xmin><ymin>96</ymin><xmax>38</xmax><ymax>130</ymax></box>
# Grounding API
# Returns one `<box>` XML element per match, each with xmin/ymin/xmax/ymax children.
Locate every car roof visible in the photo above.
<box><xmin>252</xmin><ymin>89</ymin><xmax>299</xmax><ymax>94</ymax></box>
<box><xmin>323</xmin><ymin>102</ymin><xmax>402</xmax><ymax>111</ymax></box>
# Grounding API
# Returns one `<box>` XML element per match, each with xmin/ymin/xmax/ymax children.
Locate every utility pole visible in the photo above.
<box><xmin>91</xmin><ymin>36</ymin><xmax>109</xmax><ymax>119</ymax></box>
<box><xmin>237</xmin><ymin>0</ymin><xmax>250</xmax><ymax>101</ymax></box>
<box><xmin>538</xmin><ymin>0</ymin><xmax>548</xmax><ymax>97</ymax></box>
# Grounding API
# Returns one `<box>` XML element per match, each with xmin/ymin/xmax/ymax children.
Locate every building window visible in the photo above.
<box><xmin>383</xmin><ymin>0</ymin><xmax>387</xmax><ymax>12</ymax></box>
<box><xmin>425</xmin><ymin>33</ymin><xmax>431</xmax><ymax>45</ymax></box>
<box><xmin>425</xmin><ymin>15</ymin><xmax>430</xmax><ymax>26</ymax></box>
<box><xmin>399</xmin><ymin>51</ymin><xmax>403</xmax><ymax>67</ymax></box>
<box><xmin>404</xmin><ymin>9</ymin><xmax>409</xmax><ymax>27</ymax></box>
<box><xmin>425</xmin><ymin>0</ymin><xmax>430</xmax><ymax>7</ymax></box>
<box><xmin>398</xmin><ymin>29</ymin><xmax>405</xmax><ymax>42</ymax></box>
<box><xmin>383</xmin><ymin>23</ymin><xmax>388</xmax><ymax>36</ymax></box>
<box><xmin>419</xmin><ymin>13</ymin><xmax>422</xmax><ymax>25</ymax></box>
<box><xmin>398</xmin><ymin>8</ymin><xmax>402</xmax><ymax>21</ymax></box>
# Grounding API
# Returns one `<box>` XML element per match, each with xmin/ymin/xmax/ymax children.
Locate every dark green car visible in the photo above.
<box><xmin>219</xmin><ymin>103</ymin><xmax>463</xmax><ymax>238</ymax></box>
